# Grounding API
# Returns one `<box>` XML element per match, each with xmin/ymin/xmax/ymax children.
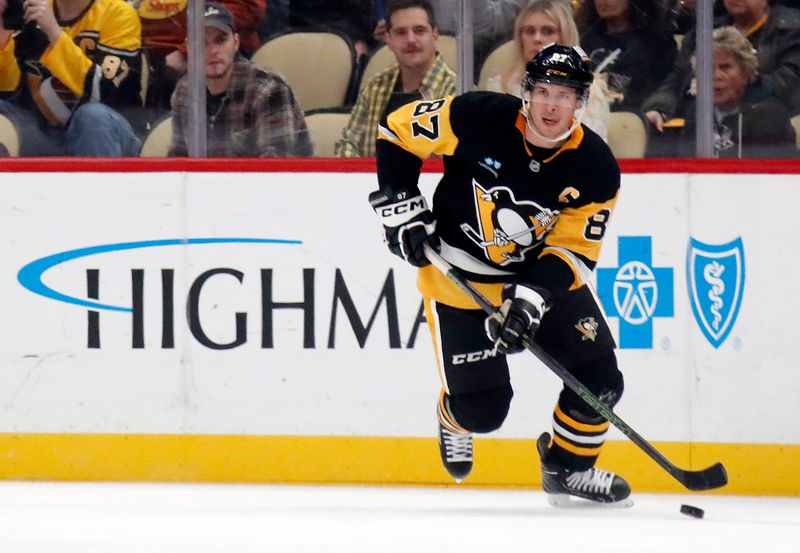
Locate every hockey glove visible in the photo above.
<box><xmin>369</xmin><ymin>190</ymin><xmax>440</xmax><ymax>267</ymax></box>
<box><xmin>485</xmin><ymin>284</ymin><xmax>548</xmax><ymax>355</ymax></box>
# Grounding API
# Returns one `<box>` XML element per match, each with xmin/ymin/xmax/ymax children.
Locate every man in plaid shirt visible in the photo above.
<box><xmin>335</xmin><ymin>0</ymin><xmax>455</xmax><ymax>158</ymax></box>
<box><xmin>169</xmin><ymin>2</ymin><xmax>312</xmax><ymax>157</ymax></box>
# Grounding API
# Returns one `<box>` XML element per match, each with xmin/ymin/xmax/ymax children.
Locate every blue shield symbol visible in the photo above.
<box><xmin>687</xmin><ymin>237</ymin><xmax>745</xmax><ymax>348</ymax></box>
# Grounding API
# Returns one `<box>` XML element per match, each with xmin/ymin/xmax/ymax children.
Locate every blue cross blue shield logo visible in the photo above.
<box><xmin>597</xmin><ymin>236</ymin><xmax>673</xmax><ymax>349</ymax></box>
<box><xmin>687</xmin><ymin>237</ymin><xmax>745</xmax><ymax>348</ymax></box>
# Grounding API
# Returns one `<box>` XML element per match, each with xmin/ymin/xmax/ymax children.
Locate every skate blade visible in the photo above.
<box><xmin>546</xmin><ymin>493</ymin><xmax>634</xmax><ymax>509</ymax></box>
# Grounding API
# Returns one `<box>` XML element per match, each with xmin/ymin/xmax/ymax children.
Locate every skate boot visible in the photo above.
<box><xmin>438</xmin><ymin>423</ymin><xmax>473</xmax><ymax>483</ymax></box>
<box><xmin>537</xmin><ymin>432</ymin><xmax>632</xmax><ymax>507</ymax></box>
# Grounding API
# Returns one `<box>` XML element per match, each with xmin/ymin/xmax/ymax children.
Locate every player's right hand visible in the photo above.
<box><xmin>369</xmin><ymin>189</ymin><xmax>440</xmax><ymax>267</ymax></box>
<box><xmin>485</xmin><ymin>284</ymin><xmax>548</xmax><ymax>354</ymax></box>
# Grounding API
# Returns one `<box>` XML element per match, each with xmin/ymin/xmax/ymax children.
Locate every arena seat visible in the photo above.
<box><xmin>359</xmin><ymin>35</ymin><xmax>457</xmax><ymax>92</ymax></box>
<box><xmin>791</xmin><ymin>114</ymin><xmax>800</xmax><ymax>149</ymax></box>
<box><xmin>477</xmin><ymin>40</ymin><xmax>515</xmax><ymax>90</ymax></box>
<box><xmin>304</xmin><ymin>109</ymin><xmax>351</xmax><ymax>157</ymax></box>
<box><xmin>0</xmin><ymin>114</ymin><xmax>20</xmax><ymax>157</ymax></box>
<box><xmin>251</xmin><ymin>31</ymin><xmax>355</xmax><ymax>112</ymax></box>
<box><xmin>139</xmin><ymin>116</ymin><xmax>173</xmax><ymax>157</ymax></box>
<box><xmin>607</xmin><ymin>111</ymin><xmax>647</xmax><ymax>158</ymax></box>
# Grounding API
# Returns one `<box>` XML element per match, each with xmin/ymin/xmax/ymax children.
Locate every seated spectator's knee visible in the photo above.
<box><xmin>67</xmin><ymin>102</ymin><xmax>141</xmax><ymax>157</ymax></box>
<box><xmin>70</xmin><ymin>102</ymin><xmax>117</xmax><ymax>127</ymax></box>
<box><xmin>449</xmin><ymin>385</ymin><xmax>513</xmax><ymax>434</ymax></box>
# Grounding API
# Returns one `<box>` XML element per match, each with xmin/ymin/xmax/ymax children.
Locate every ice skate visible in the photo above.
<box><xmin>537</xmin><ymin>432</ymin><xmax>632</xmax><ymax>508</ymax></box>
<box><xmin>438</xmin><ymin>423</ymin><xmax>473</xmax><ymax>483</ymax></box>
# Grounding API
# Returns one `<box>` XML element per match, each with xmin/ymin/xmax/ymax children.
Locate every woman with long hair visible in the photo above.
<box><xmin>485</xmin><ymin>0</ymin><xmax>617</xmax><ymax>140</ymax></box>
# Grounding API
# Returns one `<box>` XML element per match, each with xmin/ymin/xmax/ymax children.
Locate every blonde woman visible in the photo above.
<box><xmin>485</xmin><ymin>0</ymin><xmax>616</xmax><ymax>140</ymax></box>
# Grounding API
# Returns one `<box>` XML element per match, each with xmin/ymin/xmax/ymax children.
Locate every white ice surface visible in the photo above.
<box><xmin>0</xmin><ymin>481</ymin><xmax>797</xmax><ymax>553</ymax></box>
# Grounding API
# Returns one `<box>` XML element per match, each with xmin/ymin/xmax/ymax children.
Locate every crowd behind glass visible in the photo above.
<box><xmin>0</xmin><ymin>0</ymin><xmax>798</xmax><ymax>158</ymax></box>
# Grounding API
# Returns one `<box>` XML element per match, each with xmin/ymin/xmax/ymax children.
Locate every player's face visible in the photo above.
<box><xmin>205</xmin><ymin>26</ymin><xmax>239</xmax><ymax>81</ymax></box>
<box><xmin>712</xmin><ymin>50</ymin><xmax>748</xmax><ymax>111</ymax></box>
<box><xmin>519</xmin><ymin>12</ymin><xmax>561</xmax><ymax>61</ymax></box>
<box><xmin>385</xmin><ymin>7</ymin><xmax>439</xmax><ymax>72</ymax></box>
<box><xmin>526</xmin><ymin>82</ymin><xmax>579</xmax><ymax>143</ymax></box>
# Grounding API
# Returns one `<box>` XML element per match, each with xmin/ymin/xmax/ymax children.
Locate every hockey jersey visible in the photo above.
<box><xmin>0</xmin><ymin>0</ymin><xmax>142</xmax><ymax>126</ymax></box>
<box><xmin>375</xmin><ymin>91</ymin><xmax>620</xmax><ymax>309</ymax></box>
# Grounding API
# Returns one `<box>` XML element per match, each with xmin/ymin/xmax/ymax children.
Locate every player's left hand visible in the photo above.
<box><xmin>485</xmin><ymin>284</ymin><xmax>548</xmax><ymax>354</ymax></box>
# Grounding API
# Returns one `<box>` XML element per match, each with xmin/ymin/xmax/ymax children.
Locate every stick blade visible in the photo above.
<box><xmin>680</xmin><ymin>462</ymin><xmax>728</xmax><ymax>491</ymax></box>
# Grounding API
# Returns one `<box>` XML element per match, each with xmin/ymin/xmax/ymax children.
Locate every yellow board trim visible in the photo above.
<box><xmin>0</xmin><ymin>434</ymin><xmax>797</xmax><ymax>496</ymax></box>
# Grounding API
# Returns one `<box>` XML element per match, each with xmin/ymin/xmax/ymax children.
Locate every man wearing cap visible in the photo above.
<box><xmin>168</xmin><ymin>2</ymin><xmax>312</xmax><ymax>157</ymax></box>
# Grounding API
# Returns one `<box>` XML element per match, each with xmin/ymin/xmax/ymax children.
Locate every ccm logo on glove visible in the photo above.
<box><xmin>373</xmin><ymin>195</ymin><xmax>428</xmax><ymax>225</ymax></box>
<box><xmin>369</xmin><ymin>190</ymin><xmax>440</xmax><ymax>267</ymax></box>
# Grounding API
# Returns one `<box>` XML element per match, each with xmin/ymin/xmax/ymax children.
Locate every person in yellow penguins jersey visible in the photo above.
<box><xmin>369</xmin><ymin>44</ymin><xmax>632</xmax><ymax>507</ymax></box>
<box><xmin>0</xmin><ymin>0</ymin><xmax>142</xmax><ymax>155</ymax></box>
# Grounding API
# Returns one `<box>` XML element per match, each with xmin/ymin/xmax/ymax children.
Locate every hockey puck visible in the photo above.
<box><xmin>680</xmin><ymin>504</ymin><xmax>705</xmax><ymax>519</ymax></box>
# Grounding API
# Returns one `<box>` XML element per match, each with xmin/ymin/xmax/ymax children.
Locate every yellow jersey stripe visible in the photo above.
<box><xmin>382</xmin><ymin>96</ymin><xmax>459</xmax><ymax>159</ymax></box>
<box><xmin>544</xmin><ymin>192</ymin><xmax>619</xmax><ymax>262</ymax></box>
<box><xmin>418</xmin><ymin>265</ymin><xmax>504</xmax><ymax>309</ymax></box>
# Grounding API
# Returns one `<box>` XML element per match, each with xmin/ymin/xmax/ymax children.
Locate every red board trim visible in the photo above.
<box><xmin>1</xmin><ymin>157</ymin><xmax>800</xmax><ymax>174</ymax></box>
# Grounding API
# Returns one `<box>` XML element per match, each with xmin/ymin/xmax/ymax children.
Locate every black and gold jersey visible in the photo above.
<box><xmin>376</xmin><ymin>91</ymin><xmax>620</xmax><ymax>309</ymax></box>
<box><xmin>0</xmin><ymin>0</ymin><xmax>141</xmax><ymax>126</ymax></box>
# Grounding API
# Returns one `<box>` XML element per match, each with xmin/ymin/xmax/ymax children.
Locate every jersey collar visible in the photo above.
<box><xmin>515</xmin><ymin>111</ymin><xmax>584</xmax><ymax>162</ymax></box>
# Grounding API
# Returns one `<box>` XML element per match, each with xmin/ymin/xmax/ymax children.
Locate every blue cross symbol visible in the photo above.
<box><xmin>597</xmin><ymin>236</ymin><xmax>674</xmax><ymax>349</ymax></box>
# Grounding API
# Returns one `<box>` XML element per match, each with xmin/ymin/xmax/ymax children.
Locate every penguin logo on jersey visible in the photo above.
<box><xmin>460</xmin><ymin>181</ymin><xmax>558</xmax><ymax>265</ymax></box>
<box><xmin>575</xmin><ymin>317</ymin><xmax>598</xmax><ymax>342</ymax></box>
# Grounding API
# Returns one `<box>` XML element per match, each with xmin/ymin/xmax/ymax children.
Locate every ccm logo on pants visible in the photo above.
<box><xmin>452</xmin><ymin>348</ymin><xmax>498</xmax><ymax>365</ymax></box>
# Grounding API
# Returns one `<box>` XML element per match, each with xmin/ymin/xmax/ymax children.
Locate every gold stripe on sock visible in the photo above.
<box><xmin>555</xmin><ymin>403</ymin><xmax>610</xmax><ymax>434</ymax></box>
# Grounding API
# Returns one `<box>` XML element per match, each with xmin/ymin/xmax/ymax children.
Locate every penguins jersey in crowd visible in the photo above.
<box><xmin>376</xmin><ymin>91</ymin><xmax>620</xmax><ymax>309</ymax></box>
<box><xmin>0</xmin><ymin>0</ymin><xmax>142</xmax><ymax>126</ymax></box>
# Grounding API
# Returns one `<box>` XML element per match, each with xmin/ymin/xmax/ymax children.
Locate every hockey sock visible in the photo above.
<box><xmin>547</xmin><ymin>402</ymin><xmax>610</xmax><ymax>471</ymax></box>
<box><xmin>437</xmin><ymin>391</ymin><xmax>470</xmax><ymax>434</ymax></box>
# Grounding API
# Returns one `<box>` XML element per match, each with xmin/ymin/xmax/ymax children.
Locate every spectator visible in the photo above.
<box><xmin>288</xmin><ymin>0</ymin><xmax>375</xmax><ymax>56</ymax></box>
<box><xmin>484</xmin><ymin>0</ymin><xmax>617</xmax><ymax>140</ymax></box>
<box><xmin>169</xmin><ymin>3</ymin><xmax>312</xmax><ymax>157</ymax></box>
<box><xmin>0</xmin><ymin>0</ymin><xmax>143</xmax><ymax>156</ymax></box>
<box><xmin>577</xmin><ymin>0</ymin><xmax>677</xmax><ymax>110</ymax></box>
<box><xmin>647</xmin><ymin>26</ymin><xmax>796</xmax><ymax>158</ymax></box>
<box><xmin>335</xmin><ymin>0</ymin><xmax>455</xmax><ymax>157</ymax></box>
<box><xmin>669</xmin><ymin>0</ymin><xmax>800</xmax><ymax>33</ymax></box>
<box><xmin>133</xmin><ymin>0</ymin><xmax>266</xmax><ymax>113</ymax></box>
<box><xmin>668</xmin><ymin>0</ymin><xmax>727</xmax><ymax>34</ymax></box>
<box><xmin>433</xmin><ymin>0</ymin><xmax>527</xmax><ymax>74</ymax></box>
<box><xmin>645</xmin><ymin>0</ymin><xmax>800</xmax><ymax>131</ymax></box>
<box><xmin>260</xmin><ymin>0</ymin><xmax>288</xmax><ymax>41</ymax></box>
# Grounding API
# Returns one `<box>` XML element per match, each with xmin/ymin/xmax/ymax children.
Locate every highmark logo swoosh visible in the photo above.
<box><xmin>17</xmin><ymin>238</ymin><xmax>302</xmax><ymax>313</ymax></box>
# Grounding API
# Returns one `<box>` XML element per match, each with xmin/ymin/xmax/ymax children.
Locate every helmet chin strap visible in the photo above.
<box><xmin>521</xmin><ymin>95</ymin><xmax>586</xmax><ymax>145</ymax></box>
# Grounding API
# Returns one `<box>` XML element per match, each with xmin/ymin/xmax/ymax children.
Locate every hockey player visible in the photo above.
<box><xmin>369</xmin><ymin>44</ymin><xmax>631</xmax><ymax>505</ymax></box>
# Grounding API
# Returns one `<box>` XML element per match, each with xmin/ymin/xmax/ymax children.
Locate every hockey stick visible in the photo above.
<box><xmin>422</xmin><ymin>244</ymin><xmax>728</xmax><ymax>492</ymax></box>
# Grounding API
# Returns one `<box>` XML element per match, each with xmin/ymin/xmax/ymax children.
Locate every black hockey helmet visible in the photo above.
<box><xmin>524</xmin><ymin>44</ymin><xmax>593</xmax><ymax>101</ymax></box>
